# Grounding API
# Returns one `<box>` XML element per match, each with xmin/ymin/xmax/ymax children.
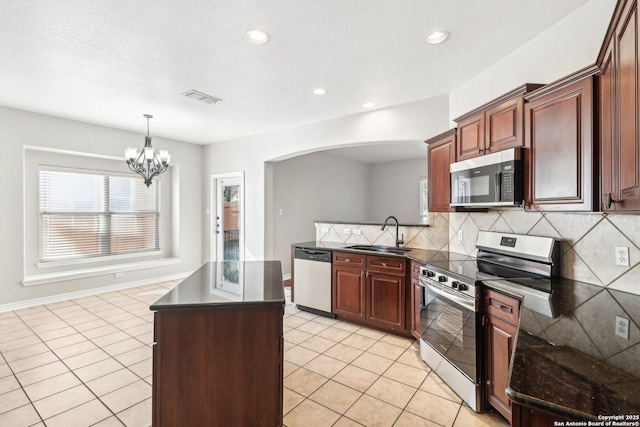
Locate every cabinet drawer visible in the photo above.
<box><xmin>485</xmin><ymin>289</ymin><xmax>520</xmax><ymax>326</ymax></box>
<box><xmin>333</xmin><ymin>252</ymin><xmax>366</xmax><ymax>268</ymax></box>
<box><xmin>367</xmin><ymin>256</ymin><xmax>406</xmax><ymax>274</ymax></box>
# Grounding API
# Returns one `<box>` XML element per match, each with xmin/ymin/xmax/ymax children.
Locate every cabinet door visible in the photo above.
<box><xmin>525</xmin><ymin>76</ymin><xmax>594</xmax><ymax>211</ymax></box>
<box><xmin>410</xmin><ymin>275</ymin><xmax>421</xmax><ymax>339</ymax></box>
<box><xmin>616</xmin><ymin>2</ymin><xmax>640</xmax><ymax>211</ymax></box>
<box><xmin>457</xmin><ymin>113</ymin><xmax>485</xmax><ymax>160</ymax></box>
<box><xmin>485</xmin><ymin>314</ymin><xmax>517</xmax><ymax>423</ymax></box>
<box><xmin>366</xmin><ymin>271</ymin><xmax>405</xmax><ymax>330</ymax></box>
<box><xmin>333</xmin><ymin>265</ymin><xmax>365</xmax><ymax>320</ymax></box>
<box><xmin>427</xmin><ymin>130</ymin><xmax>455</xmax><ymax>212</ymax></box>
<box><xmin>485</xmin><ymin>96</ymin><xmax>523</xmax><ymax>154</ymax></box>
<box><xmin>600</xmin><ymin>41</ymin><xmax>616</xmax><ymax>212</ymax></box>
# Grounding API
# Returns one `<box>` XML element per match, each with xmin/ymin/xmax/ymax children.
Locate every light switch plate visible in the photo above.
<box><xmin>353</xmin><ymin>229</ymin><xmax>362</xmax><ymax>235</ymax></box>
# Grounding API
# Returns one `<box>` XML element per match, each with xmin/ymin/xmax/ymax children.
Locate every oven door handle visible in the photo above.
<box><xmin>420</xmin><ymin>278</ymin><xmax>477</xmax><ymax>312</ymax></box>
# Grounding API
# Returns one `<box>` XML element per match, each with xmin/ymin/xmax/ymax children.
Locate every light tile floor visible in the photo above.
<box><xmin>0</xmin><ymin>281</ymin><xmax>509</xmax><ymax>427</ymax></box>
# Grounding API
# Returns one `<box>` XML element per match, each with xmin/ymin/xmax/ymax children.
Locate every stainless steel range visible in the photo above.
<box><xmin>418</xmin><ymin>231</ymin><xmax>560</xmax><ymax>412</ymax></box>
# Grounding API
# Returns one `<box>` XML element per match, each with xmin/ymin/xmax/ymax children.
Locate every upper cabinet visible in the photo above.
<box><xmin>524</xmin><ymin>66</ymin><xmax>598</xmax><ymax>212</ymax></box>
<box><xmin>454</xmin><ymin>84</ymin><xmax>543</xmax><ymax>161</ymax></box>
<box><xmin>425</xmin><ymin>129</ymin><xmax>456</xmax><ymax>212</ymax></box>
<box><xmin>598</xmin><ymin>0</ymin><xmax>640</xmax><ymax>212</ymax></box>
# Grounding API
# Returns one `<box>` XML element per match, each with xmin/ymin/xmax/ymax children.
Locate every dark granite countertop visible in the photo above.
<box><xmin>487</xmin><ymin>278</ymin><xmax>640</xmax><ymax>420</ymax></box>
<box><xmin>292</xmin><ymin>241</ymin><xmax>473</xmax><ymax>264</ymax></box>
<box><xmin>150</xmin><ymin>261</ymin><xmax>284</xmax><ymax>310</ymax></box>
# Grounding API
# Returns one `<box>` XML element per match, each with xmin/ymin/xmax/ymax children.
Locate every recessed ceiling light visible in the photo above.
<box><xmin>425</xmin><ymin>31</ymin><xmax>451</xmax><ymax>45</ymax></box>
<box><xmin>246</xmin><ymin>29</ymin><xmax>270</xmax><ymax>45</ymax></box>
<box><xmin>312</xmin><ymin>88</ymin><xmax>327</xmax><ymax>96</ymax></box>
<box><xmin>363</xmin><ymin>102</ymin><xmax>376</xmax><ymax>109</ymax></box>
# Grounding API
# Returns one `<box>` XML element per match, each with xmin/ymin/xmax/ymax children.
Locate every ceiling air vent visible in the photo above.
<box><xmin>182</xmin><ymin>90</ymin><xmax>222</xmax><ymax>104</ymax></box>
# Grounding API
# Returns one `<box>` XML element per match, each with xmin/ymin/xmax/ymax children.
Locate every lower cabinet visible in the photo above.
<box><xmin>333</xmin><ymin>264</ymin><xmax>366</xmax><ymax>320</ymax></box>
<box><xmin>511</xmin><ymin>404</ymin><xmax>559</xmax><ymax>427</ymax></box>
<box><xmin>484</xmin><ymin>288</ymin><xmax>520</xmax><ymax>424</ymax></box>
<box><xmin>332</xmin><ymin>252</ymin><xmax>408</xmax><ymax>335</ymax></box>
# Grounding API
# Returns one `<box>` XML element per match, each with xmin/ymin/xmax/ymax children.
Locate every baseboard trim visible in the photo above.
<box><xmin>0</xmin><ymin>272</ymin><xmax>192</xmax><ymax>314</ymax></box>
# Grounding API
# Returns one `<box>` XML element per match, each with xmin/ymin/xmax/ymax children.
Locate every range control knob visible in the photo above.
<box><xmin>451</xmin><ymin>281</ymin><xmax>460</xmax><ymax>289</ymax></box>
<box><xmin>437</xmin><ymin>275</ymin><xmax>448</xmax><ymax>283</ymax></box>
<box><xmin>426</xmin><ymin>270</ymin><xmax>436</xmax><ymax>278</ymax></box>
<box><xmin>457</xmin><ymin>283</ymin><xmax>468</xmax><ymax>291</ymax></box>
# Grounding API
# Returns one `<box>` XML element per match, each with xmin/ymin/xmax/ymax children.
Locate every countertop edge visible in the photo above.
<box><xmin>150</xmin><ymin>299</ymin><xmax>286</xmax><ymax>311</ymax></box>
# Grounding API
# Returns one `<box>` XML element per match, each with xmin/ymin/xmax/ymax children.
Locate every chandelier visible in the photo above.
<box><xmin>124</xmin><ymin>114</ymin><xmax>171</xmax><ymax>187</ymax></box>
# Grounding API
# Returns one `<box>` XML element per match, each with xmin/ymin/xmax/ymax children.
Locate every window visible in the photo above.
<box><xmin>39</xmin><ymin>167</ymin><xmax>160</xmax><ymax>262</ymax></box>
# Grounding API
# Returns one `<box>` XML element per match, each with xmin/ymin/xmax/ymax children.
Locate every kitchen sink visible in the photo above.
<box><xmin>345</xmin><ymin>245</ymin><xmax>412</xmax><ymax>254</ymax></box>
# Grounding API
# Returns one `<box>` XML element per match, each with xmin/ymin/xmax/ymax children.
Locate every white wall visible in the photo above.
<box><xmin>272</xmin><ymin>152</ymin><xmax>370</xmax><ymax>275</ymax></box>
<box><xmin>368</xmin><ymin>158</ymin><xmax>426</xmax><ymax>224</ymax></box>
<box><xmin>0</xmin><ymin>106</ymin><xmax>203</xmax><ymax>306</ymax></box>
<box><xmin>203</xmin><ymin>95</ymin><xmax>451</xmax><ymax>263</ymax></box>
<box><xmin>449</xmin><ymin>0</ymin><xmax>616</xmax><ymax>121</ymax></box>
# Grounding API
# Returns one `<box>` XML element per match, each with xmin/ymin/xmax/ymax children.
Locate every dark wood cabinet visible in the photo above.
<box><xmin>332</xmin><ymin>252</ymin><xmax>408</xmax><ymax>335</ymax></box>
<box><xmin>425</xmin><ymin>129</ymin><xmax>456</xmax><ymax>212</ymax></box>
<box><xmin>333</xmin><ymin>264</ymin><xmax>366</xmax><ymax>321</ymax></box>
<box><xmin>598</xmin><ymin>0</ymin><xmax>640</xmax><ymax>211</ymax></box>
<box><xmin>367</xmin><ymin>271</ymin><xmax>405</xmax><ymax>329</ymax></box>
<box><xmin>454</xmin><ymin>84</ymin><xmax>543</xmax><ymax>161</ymax></box>
<box><xmin>512</xmin><ymin>404</ymin><xmax>559</xmax><ymax>427</ymax></box>
<box><xmin>484</xmin><ymin>288</ymin><xmax>520</xmax><ymax>424</ymax></box>
<box><xmin>409</xmin><ymin>261</ymin><xmax>421</xmax><ymax>340</ymax></box>
<box><xmin>457</xmin><ymin>113</ymin><xmax>485</xmax><ymax>161</ymax></box>
<box><xmin>524</xmin><ymin>67</ymin><xmax>597</xmax><ymax>211</ymax></box>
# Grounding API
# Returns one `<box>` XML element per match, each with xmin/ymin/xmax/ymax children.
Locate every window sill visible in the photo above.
<box><xmin>23</xmin><ymin>257</ymin><xmax>182</xmax><ymax>287</ymax></box>
<box><xmin>37</xmin><ymin>250</ymin><xmax>163</xmax><ymax>269</ymax></box>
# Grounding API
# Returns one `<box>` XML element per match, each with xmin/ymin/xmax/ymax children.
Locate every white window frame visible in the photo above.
<box><xmin>38</xmin><ymin>165</ymin><xmax>162</xmax><ymax>267</ymax></box>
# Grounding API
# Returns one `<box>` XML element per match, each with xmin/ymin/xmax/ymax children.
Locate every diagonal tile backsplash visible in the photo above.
<box><xmin>448</xmin><ymin>210</ymin><xmax>640</xmax><ymax>295</ymax></box>
<box><xmin>317</xmin><ymin>210</ymin><xmax>640</xmax><ymax>296</ymax></box>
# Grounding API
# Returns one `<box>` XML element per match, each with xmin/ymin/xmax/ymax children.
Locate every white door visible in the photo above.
<box><xmin>212</xmin><ymin>173</ymin><xmax>244</xmax><ymax>262</ymax></box>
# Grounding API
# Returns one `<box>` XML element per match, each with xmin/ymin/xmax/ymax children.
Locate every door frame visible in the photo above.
<box><xmin>210</xmin><ymin>171</ymin><xmax>245</xmax><ymax>262</ymax></box>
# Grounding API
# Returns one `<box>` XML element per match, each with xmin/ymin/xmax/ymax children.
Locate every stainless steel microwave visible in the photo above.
<box><xmin>450</xmin><ymin>148</ymin><xmax>524</xmax><ymax>207</ymax></box>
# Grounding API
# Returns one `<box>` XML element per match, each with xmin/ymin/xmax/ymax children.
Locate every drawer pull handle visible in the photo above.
<box><xmin>381</xmin><ymin>262</ymin><xmax>387</xmax><ymax>267</ymax></box>
<box><xmin>499</xmin><ymin>304</ymin><xmax>512</xmax><ymax>312</ymax></box>
<box><xmin>345</xmin><ymin>258</ymin><xmax>351</xmax><ymax>262</ymax></box>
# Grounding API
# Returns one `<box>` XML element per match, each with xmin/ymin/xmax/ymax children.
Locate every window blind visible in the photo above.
<box><xmin>39</xmin><ymin>168</ymin><xmax>160</xmax><ymax>262</ymax></box>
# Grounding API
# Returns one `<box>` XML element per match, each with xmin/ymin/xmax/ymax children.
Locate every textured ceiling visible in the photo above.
<box><xmin>0</xmin><ymin>0</ymin><xmax>592</xmax><ymax>145</ymax></box>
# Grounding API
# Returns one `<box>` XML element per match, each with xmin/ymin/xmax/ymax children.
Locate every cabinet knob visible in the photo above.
<box><xmin>603</xmin><ymin>193</ymin><xmax>620</xmax><ymax>209</ymax></box>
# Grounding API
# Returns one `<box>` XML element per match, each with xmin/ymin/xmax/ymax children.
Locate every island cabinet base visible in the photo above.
<box><xmin>152</xmin><ymin>304</ymin><xmax>284</xmax><ymax>427</ymax></box>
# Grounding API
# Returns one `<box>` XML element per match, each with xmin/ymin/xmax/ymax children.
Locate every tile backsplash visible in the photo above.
<box><xmin>317</xmin><ymin>210</ymin><xmax>640</xmax><ymax>296</ymax></box>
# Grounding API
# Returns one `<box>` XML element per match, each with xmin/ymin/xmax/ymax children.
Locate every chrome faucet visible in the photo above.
<box><xmin>381</xmin><ymin>216</ymin><xmax>404</xmax><ymax>247</ymax></box>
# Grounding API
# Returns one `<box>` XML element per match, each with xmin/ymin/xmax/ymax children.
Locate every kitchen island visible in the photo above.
<box><xmin>150</xmin><ymin>261</ymin><xmax>285</xmax><ymax>427</ymax></box>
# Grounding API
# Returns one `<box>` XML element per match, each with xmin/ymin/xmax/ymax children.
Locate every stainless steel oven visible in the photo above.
<box><xmin>418</xmin><ymin>265</ymin><xmax>483</xmax><ymax>411</ymax></box>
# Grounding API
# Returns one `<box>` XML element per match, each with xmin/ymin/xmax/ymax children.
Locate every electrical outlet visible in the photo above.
<box><xmin>458</xmin><ymin>230</ymin><xmax>464</xmax><ymax>241</ymax></box>
<box><xmin>115</xmin><ymin>272</ymin><xmax>124</xmax><ymax>278</ymax></box>
<box><xmin>615</xmin><ymin>247</ymin><xmax>630</xmax><ymax>267</ymax></box>
<box><xmin>353</xmin><ymin>229</ymin><xmax>362</xmax><ymax>235</ymax></box>
<box><xmin>343</xmin><ymin>228</ymin><xmax>351</xmax><ymax>235</ymax></box>
<box><xmin>615</xmin><ymin>316</ymin><xmax>630</xmax><ymax>339</ymax></box>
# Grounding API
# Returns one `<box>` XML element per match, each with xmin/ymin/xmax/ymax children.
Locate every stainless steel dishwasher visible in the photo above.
<box><xmin>293</xmin><ymin>248</ymin><xmax>334</xmax><ymax>317</ymax></box>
